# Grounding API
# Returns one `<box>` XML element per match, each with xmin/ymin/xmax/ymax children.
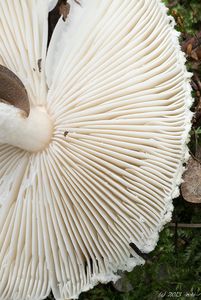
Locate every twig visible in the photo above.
<box><xmin>168</xmin><ymin>223</ymin><xmax>201</xmax><ymax>228</ymax></box>
<box><xmin>189</xmin><ymin>148</ymin><xmax>201</xmax><ymax>164</ymax></box>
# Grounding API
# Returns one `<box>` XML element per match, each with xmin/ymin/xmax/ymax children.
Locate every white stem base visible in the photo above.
<box><xmin>0</xmin><ymin>104</ymin><xmax>53</xmax><ymax>152</ymax></box>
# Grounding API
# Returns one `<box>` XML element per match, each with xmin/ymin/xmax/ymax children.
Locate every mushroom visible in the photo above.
<box><xmin>0</xmin><ymin>1</ymin><xmax>192</xmax><ymax>300</ymax></box>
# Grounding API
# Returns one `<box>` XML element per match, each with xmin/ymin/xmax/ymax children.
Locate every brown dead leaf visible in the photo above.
<box><xmin>181</xmin><ymin>157</ymin><xmax>201</xmax><ymax>203</ymax></box>
<box><xmin>112</xmin><ymin>273</ymin><xmax>134</xmax><ymax>293</ymax></box>
<box><xmin>59</xmin><ymin>1</ymin><xmax>70</xmax><ymax>21</ymax></box>
<box><xmin>182</xmin><ymin>31</ymin><xmax>201</xmax><ymax>53</ymax></box>
<box><xmin>186</xmin><ymin>43</ymin><xmax>193</xmax><ymax>56</ymax></box>
<box><xmin>191</xmin><ymin>47</ymin><xmax>201</xmax><ymax>61</ymax></box>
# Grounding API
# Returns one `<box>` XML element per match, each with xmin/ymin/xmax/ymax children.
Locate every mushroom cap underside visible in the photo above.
<box><xmin>0</xmin><ymin>1</ymin><xmax>192</xmax><ymax>300</ymax></box>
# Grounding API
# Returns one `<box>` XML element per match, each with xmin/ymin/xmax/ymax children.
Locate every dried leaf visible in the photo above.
<box><xmin>186</xmin><ymin>43</ymin><xmax>193</xmax><ymax>56</ymax></box>
<box><xmin>112</xmin><ymin>273</ymin><xmax>134</xmax><ymax>293</ymax></box>
<box><xmin>181</xmin><ymin>158</ymin><xmax>201</xmax><ymax>203</ymax></box>
<box><xmin>182</xmin><ymin>31</ymin><xmax>201</xmax><ymax>53</ymax></box>
<box><xmin>59</xmin><ymin>1</ymin><xmax>70</xmax><ymax>21</ymax></box>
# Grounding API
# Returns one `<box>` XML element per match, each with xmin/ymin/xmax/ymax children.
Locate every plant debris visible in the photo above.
<box><xmin>48</xmin><ymin>0</ymin><xmax>70</xmax><ymax>47</ymax></box>
<box><xmin>48</xmin><ymin>1</ymin><xmax>81</xmax><ymax>48</ymax></box>
<box><xmin>181</xmin><ymin>157</ymin><xmax>201</xmax><ymax>203</ymax></box>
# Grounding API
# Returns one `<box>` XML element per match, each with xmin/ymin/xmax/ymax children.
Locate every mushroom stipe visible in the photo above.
<box><xmin>0</xmin><ymin>1</ymin><xmax>193</xmax><ymax>299</ymax></box>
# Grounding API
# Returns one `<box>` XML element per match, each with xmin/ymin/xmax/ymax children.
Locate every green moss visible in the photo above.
<box><xmin>80</xmin><ymin>223</ymin><xmax>201</xmax><ymax>300</ymax></box>
<box><xmin>164</xmin><ymin>0</ymin><xmax>201</xmax><ymax>34</ymax></box>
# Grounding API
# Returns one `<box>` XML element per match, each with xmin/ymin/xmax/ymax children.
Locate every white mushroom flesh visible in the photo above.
<box><xmin>0</xmin><ymin>0</ymin><xmax>192</xmax><ymax>300</ymax></box>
